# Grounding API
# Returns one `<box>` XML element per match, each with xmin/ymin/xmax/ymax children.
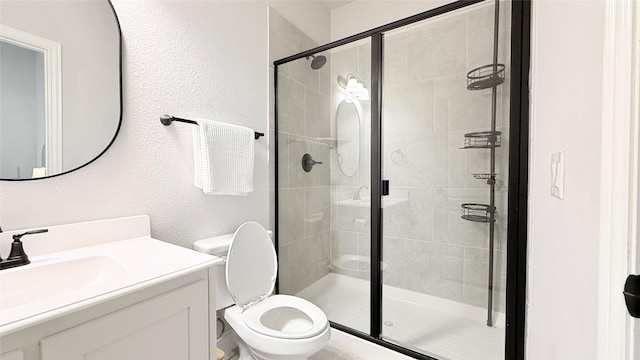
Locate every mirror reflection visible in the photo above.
<box><xmin>336</xmin><ymin>99</ymin><xmax>360</xmax><ymax>176</ymax></box>
<box><xmin>0</xmin><ymin>0</ymin><xmax>121</xmax><ymax>180</ymax></box>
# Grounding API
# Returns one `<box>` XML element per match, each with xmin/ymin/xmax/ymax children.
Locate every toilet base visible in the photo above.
<box><xmin>232</xmin><ymin>332</ymin><xmax>313</xmax><ymax>360</ymax></box>
<box><xmin>232</xmin><ymin>331</ymin><xmax>256</xmax><ymax>360</ymax></box>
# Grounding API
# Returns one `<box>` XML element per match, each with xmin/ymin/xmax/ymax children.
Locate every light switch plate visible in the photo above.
<box><xmin>550</xmin><ymin>151</ymin><xmax>565</xmax><ymax>199</ymax></box>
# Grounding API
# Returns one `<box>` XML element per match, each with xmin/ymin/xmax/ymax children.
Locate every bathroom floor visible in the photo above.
<box><xmin>228</xmin><ymin>346</ymin><xmax>360</xmax><ymax>360</ymax></box>
<box><xmin>298</xmin><ymin>273</ymin><xmax>504</xmax><ymax>360</ymax></box>
<box><xmin>310</xmin><ymin>346</ymin><xmax>361</xmax><ymax>360</ymax></box>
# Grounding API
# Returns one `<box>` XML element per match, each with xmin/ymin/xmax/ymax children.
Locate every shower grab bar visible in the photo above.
<box><xmin>160</xmin><ymin>114</ymin><xmax>265</xmax><ymax>140</ymax></box>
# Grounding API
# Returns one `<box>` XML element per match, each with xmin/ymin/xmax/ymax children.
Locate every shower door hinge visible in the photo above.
<box><xmin>381</xmin><ymin>180</ymin><xmax>389</xmax><ymax>196</ymax></box>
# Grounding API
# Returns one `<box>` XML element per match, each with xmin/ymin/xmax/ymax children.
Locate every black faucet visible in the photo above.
<box><xmin>1</xmin><ymin>228</ymin><xmax>48</xmax><ymax>270</ymax></box>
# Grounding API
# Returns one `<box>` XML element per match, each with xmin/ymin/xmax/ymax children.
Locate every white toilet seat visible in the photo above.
<box><xmin>242</xmin><ymin>295</ymin><xmax>328</xmax><ymax>340</ymax></box>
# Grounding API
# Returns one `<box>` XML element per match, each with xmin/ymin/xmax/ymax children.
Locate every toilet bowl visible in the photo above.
<box><xmin>194</xmin><ymin>222</ymin><xmax>330</xmax><ymax>360</ymax></box>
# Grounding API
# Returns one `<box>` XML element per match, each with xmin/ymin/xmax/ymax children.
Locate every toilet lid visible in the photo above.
<box><xmin>226</xmin><ymin>221</ymin><xmax>277</xmax><ymax>308</ymax></box>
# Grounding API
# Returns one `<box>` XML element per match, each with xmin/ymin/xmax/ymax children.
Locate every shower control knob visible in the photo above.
<box><xmin>302</xmin><ymin>154</ymin><xmax>323</xmax><ymax>172</ymax></box>
<box><xmin>625</xmin><ymin>274</ymin><xmax>640</xmax><ymax>318</ymax></box>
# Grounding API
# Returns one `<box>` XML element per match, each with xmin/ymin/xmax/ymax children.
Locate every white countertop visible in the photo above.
<box><xmin>0</xmin><ymin>216</ymin><xmax>221</xmax><ymax>336</ymax></box>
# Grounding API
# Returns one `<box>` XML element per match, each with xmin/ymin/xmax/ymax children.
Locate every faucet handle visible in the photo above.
<box><xmin>6</xmin><ymin>229</ymin><xmax>46</xmax><ymax>265</ymax></box>
<box><xmin>12</xmin><ymin>228</ymin><xmax>48</xmax><ymax>242</ymax></box>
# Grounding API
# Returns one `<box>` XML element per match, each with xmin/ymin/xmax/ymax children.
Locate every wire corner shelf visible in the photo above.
<box><xmin>472</xmin><ymin>173</ymin><xmax>498</xmax><ymax>180</ymax></box>
<box><xmin>461</xmin><ymin>203</ymin><xmax>495</xmax><ymax>223</ymax></box>
<box><xmin>460</xmin><ymin>131</ymin><xmax>502</xmax><ymax>149</ymax></box>
<box><xmin>466</xmin><ymin>64</ymin><xmax>505</xmax><ymax>90</ymax></box>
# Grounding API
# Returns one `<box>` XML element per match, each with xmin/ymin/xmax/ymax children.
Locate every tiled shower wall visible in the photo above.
<box><xmin>329</xmin><ymin>2</ymin><xmax>511</xmax><ymax>311</ymax></box>
<box><xmin>269</xmin><ymin>9</ymin><xmax>333</xmax><ymax>295</ymax></box>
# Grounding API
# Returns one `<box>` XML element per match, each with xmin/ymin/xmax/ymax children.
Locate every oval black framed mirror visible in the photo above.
<box><xmin>0</xmin><ymin>0</ymin><xmax>122</xmax><ymax>181</ymax></box>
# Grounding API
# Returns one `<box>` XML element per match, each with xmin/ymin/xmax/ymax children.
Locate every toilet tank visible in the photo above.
<box><xmin>193</xmin><ymin>230</ymin><xmax>274</xmax><ymax>310</ymax></box>
<box><xmin>194</xmin><ymin>233</ymin><xmax>235</xmax><ymax>310</ymax></box>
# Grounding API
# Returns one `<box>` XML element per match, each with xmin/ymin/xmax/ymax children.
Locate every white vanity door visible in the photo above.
<box><xmin>40</xmin><ymin>280</ymin><xmax>209</xmax><ymax>360</ymax></box>
<box><xmin>0</xmin><ymin>349</ymin><xmax>24</xmax><ymax>360</ymax></box>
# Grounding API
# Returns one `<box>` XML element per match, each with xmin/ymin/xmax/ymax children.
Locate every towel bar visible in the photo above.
<box><xmin>160</xmin><ymin>114</ymin><xmax>264</xmax><ymax>140</ymax></box>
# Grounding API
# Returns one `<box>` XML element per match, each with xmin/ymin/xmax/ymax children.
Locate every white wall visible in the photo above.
<box><xmin>0</xmin><ymin>0</ymin><xmax>328</xmax><ymax>249</ymax></box>
<box><xmin>330</xmin><ymin>0</ymin><xmax>449</xmax><ymax>41</ymax></box>
<box><xmin>0</xmin><ymin>0</ymin><xmax>268</xmax><ymax>248</ymax></box>
<box><xmin>526</xmin><ymin>0</ymin><xmax>605</xmax><ymax>358</ymax></box>
<box><xmin>268</xmin><ymin>0</ymin><xmax>330</xmax><ymax>45</ymax></box>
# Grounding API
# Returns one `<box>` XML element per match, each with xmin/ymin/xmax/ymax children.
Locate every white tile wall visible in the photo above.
<box><xmin>270</xmin><ymin>9</ymin><xmax>332</xmax><ymax>295</ymax></box>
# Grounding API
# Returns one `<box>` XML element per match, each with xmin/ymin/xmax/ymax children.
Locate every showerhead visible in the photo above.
<box><xmin>306</xmin><ymin>55</ymin><xmax>326</xmax><ymax>70</ymax></box>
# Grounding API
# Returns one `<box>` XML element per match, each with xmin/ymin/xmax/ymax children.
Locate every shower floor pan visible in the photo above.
<box><xmin>297</xmin><ymin>273</ymin><xmax>504</xmax><ymax>360</ymax></box>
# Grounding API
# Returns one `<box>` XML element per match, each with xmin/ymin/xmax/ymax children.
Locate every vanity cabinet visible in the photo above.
<box><xmin>41</xmin><ymin>280</ymin><xmax>208</xmax><ymax>360</ymax></box>
<box><xmin>0</xmin><ymin>271</ymin><xmax>213</xmax><ymax>360</ymax></box>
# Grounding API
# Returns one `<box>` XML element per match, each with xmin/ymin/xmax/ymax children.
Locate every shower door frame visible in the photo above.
<box><xmin>273</xmin><ymin>1</ymin><xmax>531</xmax><ymax>358</ymax></box>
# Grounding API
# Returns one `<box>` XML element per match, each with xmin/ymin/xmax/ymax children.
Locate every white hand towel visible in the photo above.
<box><xmin>193</xmin><ymin>119</ymin><xmax>254</xmax><ymax>195</ymax></box>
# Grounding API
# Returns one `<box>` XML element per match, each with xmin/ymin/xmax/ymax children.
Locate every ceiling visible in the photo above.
<box><xmin>319</xmin><ymin>0</ymin><xmax>355</xmax><ymax>10</ymax></box>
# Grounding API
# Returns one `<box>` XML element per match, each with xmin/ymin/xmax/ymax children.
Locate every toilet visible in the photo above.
<box><xmin>194</xmin><ymin>221</ymin><xmax>330</xmax><ymax>360</ymax></box>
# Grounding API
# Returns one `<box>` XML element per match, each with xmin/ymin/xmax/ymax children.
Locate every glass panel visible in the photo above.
<box><xmin>380</xmin><ymin>1</ymin><xmax>510</xmax><ymax>358</ymax></box>
<box><xmin>275</xmin><ymin>35</ymin><xmax>372</xmax><ymax>332</ymax></box>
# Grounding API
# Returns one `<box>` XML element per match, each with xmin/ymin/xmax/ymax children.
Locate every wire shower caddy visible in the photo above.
<box><xmin>458</xmin><ymin>0</ymin><xmax>503</xmax><ymax>328</ymax></box>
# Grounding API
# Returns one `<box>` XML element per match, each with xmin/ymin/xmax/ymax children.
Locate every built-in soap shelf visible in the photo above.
<box><xmin>289</xmin><ymin>136</ymin><xmax>348</xmax><ymax>149</ymax></box>
<box><xmin>305</xmin><ymin>213</ymin><xmax>324</xmax><ymax>223</ymax></box>
<box><xmin>334</xmin><ymin>191</ymin><xmax>408</xmax><ymax>209</ymax></box>
<box><xmin>314</xmin><ymin>137</ymin><xmax>350</xmax><ymax>149</ymax></box>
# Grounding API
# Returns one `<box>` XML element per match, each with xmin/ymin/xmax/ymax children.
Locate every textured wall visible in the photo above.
<box><xmin>526</xmin><ymin>0</ymin><xmax>605</xmax><ymax>358</ymax></box>
<box><xmin>0</xmin><ymin>0</ymin><xmax>272</xmax><ymax>248</ymax></box>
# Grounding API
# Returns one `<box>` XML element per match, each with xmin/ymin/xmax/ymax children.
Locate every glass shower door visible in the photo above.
<box><xmin>379</xmin><ymin>1</ymin><xmax>510</xmax><ymax>358</ymax></box>
<box><xmin>274</xmin><ymin>33</ymin><xmax>372</xmax><ymax>334</ymax></box>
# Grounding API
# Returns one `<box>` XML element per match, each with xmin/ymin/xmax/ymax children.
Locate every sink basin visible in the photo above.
<box><xmin>0</xmin><ymin>256</ymin><xmax>127</xmax><ymax>309</ymax></box>
<box><xmin>0</xmin><ymin>216</ymin><xmax>219</xmax><ymax>337</ymax></box>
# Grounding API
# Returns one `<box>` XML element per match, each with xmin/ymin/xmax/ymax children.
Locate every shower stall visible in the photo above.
<box><xmin>272</xmin><ymin>1</ymin><xmax>528</xmax><ymax>358</ymax></box>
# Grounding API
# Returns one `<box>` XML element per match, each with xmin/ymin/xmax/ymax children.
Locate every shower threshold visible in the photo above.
<box><xmin>297</xmin><ymin>273</ymin><xmax>505</xmax><ymax>360</ymax></box>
